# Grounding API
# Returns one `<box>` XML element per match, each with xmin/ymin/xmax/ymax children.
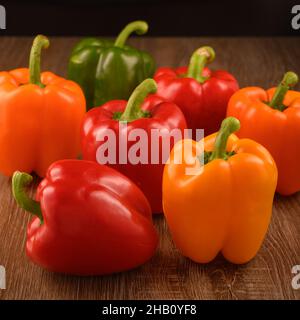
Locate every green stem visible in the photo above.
<box><xmin>187</xmin><ymin>46</ymin><xmax>215</xmax><ymax>83</ymax></box>
<box><xmin>269</xmin><ymin>72</ymin><xmax>298</xmax><ymax>110</ymax></box>
<box><xmin>114</xmin><ymin>21</ymin><xmax>148</xmax><ymax>48</ymax></box>
<box><xmin>29</xmin><ymin>35</ymin><xmax>50</xmax><ymax>88</ymax></box>
<box><xmin>12</xmin><ymin>172</ymin><xmax>43</xmax><ymax>223</ymax></box>
<box><xmin>120</xmin><ymin>79</ymin><xmax>157</xmax><ymax>122</ymax></box>
<box><xmin>209</xmin><ymin>117</ymin><xmax>240</xmax><ymax>161</ymax></box>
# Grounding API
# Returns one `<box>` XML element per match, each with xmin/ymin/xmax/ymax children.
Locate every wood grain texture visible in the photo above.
<box><xmin>0</xmin><ymin>37</ymin><xmax>300</xmax><ymax>300</ymax></box>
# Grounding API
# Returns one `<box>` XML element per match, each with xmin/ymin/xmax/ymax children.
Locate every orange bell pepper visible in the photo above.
<box><xmin>0</xmin><ymin>35</ymin><xmax>86</xmax><ymax>177</ymax></box>
<box><xmin>163</xmin><ymin>117</ymin><xmax>277</xmax><ymax>264</ymax></box>
<box><xmin>227</xmin><ymin>72</ymin><xmax>300</xmax><ymax>195</ymax></box>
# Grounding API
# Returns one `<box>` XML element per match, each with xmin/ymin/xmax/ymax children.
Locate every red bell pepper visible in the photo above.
<box><xmin>81</xmin><ymin>79</ymin><xmax>187</xmax><ymax>213</ymax></box>
<box><xmin>154</xmin><ymin>46</ymin><xmax>239</xmax><ymax>138</ymax></box>
<box><xmin>12</xmin><ymin>160</ymin><xmax>158</xmax><ymax>275</ymax></box>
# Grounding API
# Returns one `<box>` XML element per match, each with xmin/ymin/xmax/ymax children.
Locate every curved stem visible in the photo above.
<box><xmin>114</xmin><ymin>21</ymin><xmax>148</xmax><ymax>48</ymax></box>
<box><xmin>12</xmin><ymin>171</ymin><xmax>43</xmax><ymax>223</ymax></box>
<box><xmin>269</xmin><ymin>72</ymin><xmax>298</xmax><ymax>110</ymax></box>
<box><xmin>187</xmin><ymin>46</ymin><xmax>215</xmax><ymax>83</ymax></box>
<box><xmin>209</xmin><ymin>117</ymin><xmax>240</xmax><ymax>161</ymax></box>
<box><xmin>29</xmin><ymin>35</ymin><xmax>50</xmax><ymax>87</ymax></box>
<box><xmin>120</xmin><ymin>79</ymin><xmax>157</xmax><ymax>122</ymax></box>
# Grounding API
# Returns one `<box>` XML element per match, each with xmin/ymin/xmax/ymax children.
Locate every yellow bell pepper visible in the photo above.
<box><xmin>163</xmin><ymin>117</ymin><xmax>278</xmax><ymax>264</ymax></box>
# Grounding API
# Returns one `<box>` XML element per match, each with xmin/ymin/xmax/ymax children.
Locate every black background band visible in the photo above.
<box><xmin>0</xmin><ymin>300</ymin><xmax>299</xmax><ymax>318</ymax></box>
<box><xmin>0</xmin><ymin>0</ymin><xmax>299</xmax><ymax>36</ymax></box>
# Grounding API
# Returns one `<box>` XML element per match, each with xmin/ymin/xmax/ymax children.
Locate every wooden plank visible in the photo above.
<box><xmin>0</xmin><ymin>37</ymin><xmax>300</xmax><ymax>300</ymax></box>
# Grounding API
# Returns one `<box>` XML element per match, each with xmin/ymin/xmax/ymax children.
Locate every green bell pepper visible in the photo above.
<box><xmin>67</xmin><ymin>21</ymin><xmax>155</xmax><ymax>109</ymax></box>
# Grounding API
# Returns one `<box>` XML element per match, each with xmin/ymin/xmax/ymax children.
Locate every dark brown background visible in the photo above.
<box><xmin>0</xmin><ymin>37</ymin><xmax>300</xmax><ymax>300</ymax></box>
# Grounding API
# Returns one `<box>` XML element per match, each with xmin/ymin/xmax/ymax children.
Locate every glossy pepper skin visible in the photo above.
<box><xmin>163</xmin><ymin>117</ymin><xmax>277</xmax><ymax>264</ymax></box>
<box><xmin>81</xmin><ymin>79</ymin><xmax>187</xmax><ymax>214</ymax></box>
<box><xmin>12</xmin><ymin>160</ymin><xmax>158</xmax><ymax>275</ymax></box>
<box><xmin>227</xmin><ymin>72</ymin><xmax>300</xmax><ymax>195</ymax></box>
<box><xmin>0</xmin><ymin>35</ymin><xmax>86</xmax><ymax>177</ymax></box>
<box><xmin>154</xmin><ymin>46</ymin><xmax>239</xmax><ymax>138</ymax></box>
<box><xmin>68</xmin><ymin>21</ymin><xmax>155</xmax><ymax>109</ymax></box>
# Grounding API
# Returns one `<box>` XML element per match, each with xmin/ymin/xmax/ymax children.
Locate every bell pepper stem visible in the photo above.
<box><xmin>269</xmin><ymin>72</ymin><xmax>298</xmax><ymax>110</ymax></box>
<box><xmin>209</xmin><ymin>117</ymin><xmax>240</xmax><ymax>161</ymax></box>
<box><xmin>29</xmin><ymin>35</ymin><xmax>49</xmax><ymax>88</ymax></box>
<box><xmin>120</xmin><ymin>78</ymin><xmax>157</xmax><ymax>122</ymax></box>
<box><xmin>12</xmin><ymin>171</ymin><xmax>43</xmax><ymax>223</ymax></box>
<box><xmin>114</xmin><ymin>21</ymin><xmax>148</xmax><ymax>48</ymax></box>
<box><xmin>187</xmin><ymin>46</ymin><xmax>215</xmax><ymax>83</ymax></box>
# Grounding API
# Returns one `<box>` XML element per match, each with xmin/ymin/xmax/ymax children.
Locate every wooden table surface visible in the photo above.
<box><xmin>0</xmin><ymin>37</ymin><xmax>300</xmax><ymax>300</ymax></box>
